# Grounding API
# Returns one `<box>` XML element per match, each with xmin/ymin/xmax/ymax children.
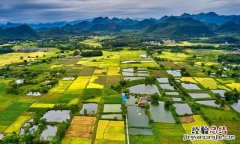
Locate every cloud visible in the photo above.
<box><xmin>0</xmin><ymin>0</ymin><xmax>239</xmax><ymax>23</ymax></box>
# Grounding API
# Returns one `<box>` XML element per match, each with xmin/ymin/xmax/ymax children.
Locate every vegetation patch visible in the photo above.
<box><xmin>65</xmin><ymin>76</ymin><xmax>91</xmax><ymax>94</ymax></box>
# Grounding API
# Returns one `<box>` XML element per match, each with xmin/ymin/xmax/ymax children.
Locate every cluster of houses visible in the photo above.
<box><xmin>121</xmin><ymin>93</ymin><xmax>149</xmax><ymax>107</ymax></box>
<box><xmin>143</xmin><ymin>39</ymin><xmax>176</xmax><ymax>45</ymax></box>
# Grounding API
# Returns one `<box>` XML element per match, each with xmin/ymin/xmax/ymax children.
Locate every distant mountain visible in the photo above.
<box><xmin>178</xmin><ymin>12</ymin><xmax>240</xmax><ymax>25</ymax></box>
<box><xmin>0</xmin><ymin>25</ymin><xmax>38</xmax><ymax>40</ymax></box>
<box><xmin>145</xmin><ymin>17</ymin><xmax>214</xmax><ymax>37</ymax></box>
<box><xmin>216</xmin><ymin>22</ymin><xmax>240</xmax><ymax>34</ymax></box>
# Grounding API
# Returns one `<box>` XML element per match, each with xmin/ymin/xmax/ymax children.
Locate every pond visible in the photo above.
<box><xmin>160</xmin><ymin>84</ymin><xmax>175</xmax><ymax>90</ymax></box>
<box><xmin>173</xmin><ymin>103</ymin><xmax>193</xmax><ymax>116</ymax></box>
<box><xmin>196</xmin><ymin>100</ymin><xmax>220</xmax><ymax>108</ymax></box>
<box><xmin>157</xmin><ymin>78</ymin><xmax>169</xmax><ymax>83</ymax></box>
<box><xmin>165</xmin><ymin>92</ymin><xmax>179</xmax><ymax>96</ymax></box>
<box><xmin>127</xmin><ymin>106</ymin><xmax>149</xmax><ymax>127</ymax></box>
<box><xmin>40</xmin><ymin>125</ymin><xmax>57</xmax><ymax>140</ymax></box>
<box><xmin>231</xmin><ymin>100</ymin><xmax>240</xmax><ymax>113</ymax></box>
<box><xmin>103</xmin><ymin>104</ymin><xmax>122</xmax><ymax>113</ymax></box>
<box><xmin>129</xmin><ymin>84</ymin><xmax>160</xmax><ymax>95</ymax></box>
<box><xmin>80</xmin><ymin>103</ymin><xmax>98</xmax><ymax>115</ymax></box>
<box><xmin>126</xmin><ymin>96</ymin><xmax>138</xmax><ymax>105</ymax></box>
<box><xmin>181</xmin><ymin>83</ymin><xmax>201</xmax><ymax>90</ymax></box>
<box><xmin>211</xmin><ymin>90</ymin><xmax>226</xmax><ymax>97</ymax></box>
<box><xmin>129</xmin><ymin>128</ymin><xmax>153</xmax><ymax>135</ymax></box>
<box><xmin>42</xmin><ymin>110</ymin><xmax>71</xmax><ymax>122</ymax></box>
<box><xmin>149</xmin><ymin>101</ymin><xmax>175</xmax><ymax>123</ymax></box>
<box><xmin>124</xmin><ymin>77</ymin><xmax>145</xmax><ymax>81</ymax></box>
<box><xmin>101</xmin><ymin>114</ymin><xmax>123</xmax><ymax>120</ymax></box>
<box><xmin>189</xmin><ymin>93</ymin><xmax>211</xmax><ymax>99</ymax></box>
<box><xmin>167</xmin><ymin>70</ymin><xmax>181</xmax><ymax>77</ymax></box>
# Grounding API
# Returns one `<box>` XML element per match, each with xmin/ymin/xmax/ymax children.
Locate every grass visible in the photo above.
<box><xmin>130</xmin><ymin>123</ymin><xmax>188</xmax><ymax>144</ymax></box>
<box><xmin>65</xmin><ymin>76</ymin><xmax>91</xmax><ymax>94</ymax></box>
<box><xmin>201</xmin><ymin>107</ymin><xmax>240</xmax><ymax>144</ymax></box>
<box><xmin>0</xmin><ymin>102</ymin><xmax>32</xmax><ymax>126</ymax></box>
<box><xmin>182</xmin><ymin>115</ymin><xmax>222</xmax><ymax>144</ymax></box>
<box><xmin>83</xmin><ymin>88</ymin><xmax>102</xmax><ymax>100</ymax></box>
<box><xmin>4</xmin><ymin>115</ymin><xmax>31</xmax><ymax>134</ymax></box>
<box><xmin>95</xmin><ymin>120</ymin><xmax>125</xmax><ymax>143</ymax></box>
<box><xmin>102</xmin><ymin>88</ymin><xmax>121</xmax><ymax>104</ymax></box>
<box><xmin>30</xmin><ymin>103</ymin><xmax>55</xmax><ymax>108</ymax></box>
<box><xmin>154</xmin><ymin>51</ymin><xmax>191</xmax><ymax>61</ymax></box>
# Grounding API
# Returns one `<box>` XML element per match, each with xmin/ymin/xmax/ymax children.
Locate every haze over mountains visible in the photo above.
<box><xmin>1</xmin><ymin>12</ymin><xmax>240</xmax><ymax>40</ymax></box>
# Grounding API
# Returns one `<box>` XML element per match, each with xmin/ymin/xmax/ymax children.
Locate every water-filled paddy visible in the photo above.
<box><xmin>127</xmin><ymin>106</ymin><xmax>149</xmax><ymax>127</ymax></box>
<box><xmin>80</xmin><ymin>103</ymin><xmax>98</xmax><ymax>115</ymax></box>
<box><xmin>101</xmin><ymin>114</ymin><xmax>123</xmax><ymax>120</ymax></box>
<box><xmin>129</xmin><ymin>128</ymin><xmax>153</xmax><ymax>135</ymax></box>
<box><xmin>160</xmin><ymin>84</ymin><xmax>175</xmax><ymax>90</ymax></box>
<box><xmin>157</xmin><ymin>78</ymin><xmax>169</xmax><ymax>83</ymax></box>
<box><xmin>181</xmin><ymin>83</ymin><xmax>201</xmax><ymax>90</ymax></box>
<box><xmin>189</xmin><ymin>93</ymin><xmax>211</xmax><ymax>98</ymax></box>
<box><xmin>231</xmin><ymin>100</ymin><xmax>240</xmax><ymax>113</ymax></box>
<box><xmin>167</xmin><ymin>70</ymin><xmax>181</xmax><ymax>77</ymax></box>
<box><xmin>173</xmin><ymin>103</ymin><xmax>193</xmax><ymax>115</ymax></box>
<box><xmin>196</xmin><ymin>100</ymin><xmax>220</xmax><ymax>108</ymax></box>
<box><xmin>149</xmin><ymin>102</ymin><xmax>175</xmax><ymax>123</ymax></box>
<box><xmin>103</xmin><ymin>104</ymin><xmax>122</xmax><ymax>113</ymax></box>
<box><xmin>40</xmin><ymin>125</ymin><xmax>57</xmax><ymax>140</ymax></box>
<box><xmin>129</xmin><ymin>84</ymin><xmax>160</xmax><ymax>95</ymax></box>
<box><xmin>42</xmin><ymin>110</ymin><xmax>71</xmax><ymax>122</ymax></box>
<box><xmin>211</xmin><ymin>90</ymin><xmax>226</xmax><ymax>97</ymax></box>
<box><xmin>126</xmin><ymin>96</ymin><xmax>138</xmax><ymax>105</ymax></box>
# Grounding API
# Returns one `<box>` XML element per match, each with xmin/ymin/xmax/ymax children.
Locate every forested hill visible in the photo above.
<box><xmin>1</xmin><ymin>12</ymin><xmax>240</xmax><ymax>40</ymax></box>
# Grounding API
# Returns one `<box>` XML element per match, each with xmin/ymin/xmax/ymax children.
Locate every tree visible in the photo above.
<box><xmin>145</xmin><ymin>76</ymin><xmax>156</xmax><ymax>84</ymax></box>
<box><xmin>151</xmin><ymin>93</ymin><xmax>160</xmax><ymax>102</ymax></box>
<box><xmin>73</xmin><ymin>50</ymin><xmax>79</xmax><ymax>56</ymax></box>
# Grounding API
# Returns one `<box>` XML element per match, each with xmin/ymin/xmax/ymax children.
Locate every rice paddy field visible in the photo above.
<box><xmin>0</xmin><ymin>43</ymin><xmax>239</xmax><ymax>144</ymax></box>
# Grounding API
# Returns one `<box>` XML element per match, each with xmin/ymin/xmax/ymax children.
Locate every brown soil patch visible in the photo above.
<box><xmin>65</xmin><ymin>116</ymin><xmax>96</xmax><ymax>139</ymax></box>
<box><xmin>179</xmin><ymin>115</ymin><xmax>195</xmax><ymax>123</ymax></box>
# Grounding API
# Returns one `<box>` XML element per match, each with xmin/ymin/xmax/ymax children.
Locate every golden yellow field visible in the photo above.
<box><xmin>107</xmin><ymin>67</ymin><xmax>120</xmax><ymax>75</ymax></box>
<box><xmin>194</xmin><ymin>77</ymin><xmax>228</xmax><ymax>90</ymax></box>
<box><xmin>0</xmin><ymin>51</ymin><xmax>56</xmax><ymax>68</ymax></box>
<box><xmin>49</xmin><ymin>80</ymin><xmax>73</xmax><ymax>94</ymax></box>
<box><xmin>93</xmin><ymin>68</ymin><xmax>108</xmax><ymax>75</ymax></box>
<box><xmin>155</xmin><ymin>51</ymin><xmax>190</xmax><ymax>61</ymax></box>
<box><xmin>226</xmin><ymin>83</ymin><xmax>240</xmax><ymax>92</ymax></box>
<box><xmin>87</xmin><ymin>76</ymin><xmax>104</xmax><ymax>89</ymax></box>
<box><xmin>95</xmin><ymin>120</ymin><xmax>125</xmax><ymax>142</ymax></box>
<box><xmin>182</xmin><ymin>115</ymin><xmax>222</xmax><ymax>144</ymax></box>
<box><xmin>4</xmin><ymin>116</ymin><xmax>31</xmax><ymax>134</ymax></box>
<box><xmin>67</xmin><ymin>98</ymin><xmax>79</xmax><ymax>106</ymax></box>
<box><xmin>65</xmin><ymin>76</ymin><xmax>91</xmax><ymax>94</ymax></box>
<box><xmin>181</xmin><ymin>77</ymin><xmax>197</xmax><ymax>83</ymax></box>
<box><xmin>30</xmin><ymin>103</ymin><xmax>55</xmax><ymax>108</ymax></box>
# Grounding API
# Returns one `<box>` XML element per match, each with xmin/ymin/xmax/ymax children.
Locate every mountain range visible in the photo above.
<box><xmin>1</xmin><ymin>12</ymin><xmax>240</xmax><ymax>40</ymax></box>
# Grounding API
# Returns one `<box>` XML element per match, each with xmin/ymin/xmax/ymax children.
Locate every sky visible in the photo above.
<box><xmin>0</xmin><ymin>0</ymin><xmax>240</xmax><ymax>23</ymax></box>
